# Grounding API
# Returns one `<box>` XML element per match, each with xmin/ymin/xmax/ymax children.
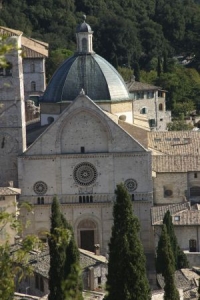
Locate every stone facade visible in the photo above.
<box><xmin>19</xmin><ymin>94</ymin><xmax>153</xmax><ymax>254</ymax></box>
<box><xmin>0</xmin><ymin>35</ymin><xmax>26</xmax><ymax>187</ymax></box>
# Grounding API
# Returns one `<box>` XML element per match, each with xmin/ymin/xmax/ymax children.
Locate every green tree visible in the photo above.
<box><xmin>48</xmin><ymin>197</ymin><xmax>83</xmax><ymax>300</ymax></box>
<box><xmin>157</xmin><ymin>225</ymin><xmax>180</xmax><ymax>300</ymax></box>
<box><xmin>0</xmin><ymin>202</ymin><xmax>41</xmax><ymax>300</ymax></box>
<box><xmin>156</xmin><ymin>211</ymin><xmax>189</xmax><ymax>273</ymax></box>
<box><xmin>61</xmin><ymin>215</ymin><xmax>83</xmax><ymax>300</ymax></box>
<box><xmin>167</xmin><ymin>120</ymin><xmax>193</xmax><ymax>131</ymax></box>
<box><xmin>105</xmin><ymin>183</ymin><xmax>150</xmax><ymax>300</ymax></box>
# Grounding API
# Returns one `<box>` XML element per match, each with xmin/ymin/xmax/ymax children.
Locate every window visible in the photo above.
<box><xmin>164</xmin><ymin>189</ymin><xmax>173</xmax><ymax>198</ymax></box>
<box><xmin>98</xmin><ymin>276</ymin><xmax>102</xmax><ymax>285</ymax></box>
<box><xmin>174</xmin><ymin>216</ymin><xmax>180</xmax><ymax>221</ymax></box>
<box><xmin>159</xmin><ymin>103</ymin><xmax>163</xmax><ymax>111</ymax></box>
<box><xmin>30</xmin><ymin>63</ymin><xmax>35</xmax><ymax>73</ymax></box>
<box><xmin>47</xmin><ymin>117</ymin><xmax>54</xmax><ymax>124</ymax></box>
<box><xmin>173</xmin><ymin>138</ymin><xmax>180</xmax><ymax>141</ymax></box>
<box><xmin>0</xmin><ymin>63</ymin><xmax>12</xmax><ymax>76</ymax></box>
<box><xmin>82</xmin><ymin>38</ymin><xmax>87</xmax><ymax>52</ymax></box>
<box><xmin>35</xmin><ymin>274</ymin><xmax>44</xmax><ymax>292</ymax></box>
<box><xmin>165</xmin><ymin>138</ymin><xmax>171</xmax><ymax>141</ymax></box>
<box><xmin>81</xmin><ymin>147</ymin><xmax>85</xmax><ymax>153</ymax></box>
<box><xmin>160</xmin><ymin>118</ymin><xmax>163</xmax><ymax>121</ymax></box>
<box><xmin>37</xmin><ymin>197</ymin><xmax>44</xmax><ymax>205</ymax></box>
<box><xmin>149</xmin><ymin>119</ymin><xmax>156</xmax><ymax>128</ymax></box>
<box><xmin>140</xmin><ymin>107</ymin><xmax>147</xmax><ymax>114</ymax></box>
<box><xmin>190</xmin><ymin>186</ymin><xmax>200</xmax><ymax>197</ymax></box>
<box><xmin>147</xmin><ymin>91</ymin><xmax>154</xmax><ymax>99</ymax></box>
<box><xmin>194</xmin><ymin>173</ymin><xmax>198</xmax><ymax>179</ymax></box>
<box><xmin>135</xmin><ymin>92</ymin><xmax>144</xmax><ymax>99</ymax></box>
<box><xmin>189</xmin><ymin>239</ymin><xmax>197</xmax><ymax>252</ymax></box>
<box><xmin>0</xmin><ymin>196</ymin><xmax>5</xmax><ymax>201</ymax></box>
<box><xmin>79</xmin><ymin>195</ymin><xmax>93</xmax><ymax>203</ymax></box>
<box><xmin>154</xmin><ymin>138</ymin><xmax>161</xmax><ymax>142</ymax></box>
<box><xmin>132</xmin><ymin>194</ymin><xmax>135</xmax><ymax>201</ymax></box>
<box><xmin>31</xmin><ymin>81</ymin><xmax>36</xmax><ymax>92</ymax></box>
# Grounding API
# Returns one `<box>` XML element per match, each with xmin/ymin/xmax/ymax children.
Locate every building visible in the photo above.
<box><xmin>0</xmin><ymin>19</ymin><xmax>156</xmax><ymax>255</ymax></box>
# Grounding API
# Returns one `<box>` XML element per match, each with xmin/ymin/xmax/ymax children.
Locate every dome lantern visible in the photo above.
<box><xmin>76</xmin><ymin>15</ymin><xmax>94</xmax><ymax>54</ymax></box>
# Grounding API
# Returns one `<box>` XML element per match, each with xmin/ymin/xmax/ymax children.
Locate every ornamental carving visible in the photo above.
<box><xmin>33</xmin><ymin>181</ymin><xmax>48</xmax><ymax>195</ymax></box>
<box><xmin>124</xmin><ymin>179</ymin><xmax>137</xmax><ymax>192</ymax></box>
<box><xmin>73</xmin><ymin>162</ymin><xmax>97</xmax><ymax>186</ymax></box>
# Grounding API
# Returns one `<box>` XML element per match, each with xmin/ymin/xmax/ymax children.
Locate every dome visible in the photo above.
<box><xmin>41</xmin><ymin>18</ymin><xmax>130</xmax><ymax>103</ymax></box>
<box><xmin>41</xmin><ymin>54</ymin><xmax>130</xmax><ymax>103</ymax></box>
<box><xmin>76</xmin><ymin>20</ymin><xmax>92</xmax><ymax>33</ymax></box>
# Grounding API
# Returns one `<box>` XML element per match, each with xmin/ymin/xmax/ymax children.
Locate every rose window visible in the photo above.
<box><xmin>124</xmin><ymin>179</ymin><xmax>137</xmax><ymax>192</ymax></box>
<box><xmin>73</xmin><ymin>162</ymin><xmax>97</xmax><ymax>186</ymax></box>
<box><xmin>33</xmin><ymin>181</ymin><xmax>48</xmax><ymax>195</ymax></box>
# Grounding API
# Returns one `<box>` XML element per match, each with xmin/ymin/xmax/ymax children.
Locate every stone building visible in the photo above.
<box><xmin>0</xmin><ymin>19</ymin><xmax>156</xmax><ymax>255</ymax></box>
<box><xmin>127</xmin><ymin>80</ymin><xmax>171</xmax><ymax>131</ymax></box>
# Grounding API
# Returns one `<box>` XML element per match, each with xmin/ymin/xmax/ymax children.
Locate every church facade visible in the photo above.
<box><xmin>0</xmin><ymin>18</ymin><xmax>171</xmax><ymax>255</ymax></box>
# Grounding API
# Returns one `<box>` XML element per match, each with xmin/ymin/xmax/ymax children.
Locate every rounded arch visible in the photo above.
<box><xmin>56</xmin><ymin>107</ymin><xmax>113</xmax><ymax>153</ymax></box>
<box><xmin>190</xmin><ymin>186</ymin><xmax>200</xmax><ymax>197</ymax></box>
<box><xmin>140</xmin><ymin>107</ymin><xmax>148</xmax><ymax>114</ymax></box>
<box><xmin>75</xmin><ymin>215</ymin><xmax>101</xmax><ymax>252</ymax></box>
<box><xmin>159</xmin><ymin>103</ymin><xmax>163</xmax><ymax>111</ymax></box>
<box><xmin>81</xmin><ymin>37</ymin><xmax>87</xmax><ymax>52</ymax></box>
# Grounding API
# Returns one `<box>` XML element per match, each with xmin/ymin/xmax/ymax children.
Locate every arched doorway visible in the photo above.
<box><xmin>77</xmin><ymin>219</ymin><xmax>98</xmax><ymax>252</ymax></box>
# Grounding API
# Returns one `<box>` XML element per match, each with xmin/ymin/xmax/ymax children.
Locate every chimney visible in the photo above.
<box><xmin>8</xmin><ymin>181</ymin><xmax>13</xmax><ymax>187</ymax></box>
<box><xmin>94</xmin><ymin>244</ymin><xmax>100</xmax><ymax>255</ymax></box>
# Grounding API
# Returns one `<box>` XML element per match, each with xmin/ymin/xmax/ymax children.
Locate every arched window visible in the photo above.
<box><xmin>190</xmin><ymin>186</ymin><xmax>200</xmax><ymax>197</ymax></box>
<box><xmin>189</xmin><ymin>239</ymin><xmax>197</xmax><ymax>252</ymax></box>
<box><xmin>31</xmin><ymin>81</ymin><xmax>36</xmax><ymax>91</ymax></box>
<box><xmin>30</xmin><ymin>63</ymin><xmax>35</xmax><ymax>73</ymax></box>
<box><xmin>47</xmin><ymin>116</ymin><xmax>54</xmax><ymax>124</ymax></box>
<box><xmin>82</xmin><ymin>38</ymin><xmax>87</xmax><ymax>52</ymax></box>
<box><xmin>140</xmin><ymin>107</ymin><xmax>147</xmax><ymax>114</ymax></box>
<box><xmin>159</xmin><ymin>103</ymin><xmax>163</xmax><ymax>111</ymax></box>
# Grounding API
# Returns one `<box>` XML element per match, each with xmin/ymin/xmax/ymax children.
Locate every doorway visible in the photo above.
<box><xmin>80</xmin><ymin>230</ymin><xmax>95</xmax><ymax>252</ymax></box>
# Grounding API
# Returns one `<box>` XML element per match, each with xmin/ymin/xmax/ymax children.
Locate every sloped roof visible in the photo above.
<box><xmin>0</xmin><ymin>26</ymin><xmax>48</xmax><ymax>58</ymax></box>
<box><xmin>10</xmin><ymin>244</ymin><xmax>107</xmax><ymax>279</ymax></box>
<box><xmin>151</xmin><ymin>202</ymin><xmax>190</xmax><ymax>225</ymax></box>
<box><xmin>148</xmin><ymin>131</ymin><xmax>200</xmax><ymax>156</ymax></box>
<box><xmin>127</xmin><ymin>80</ymin><xmax>161</xmax><ymax>92</ymax></box>
<box><xmin>157</xmin><ymin>269</ymin><xmax>198</xmax><ymax>291</ymax></box>
<box><xmin>0</xmin><ymin>187</ymin><xmax>21</xmax><ymax>195</ymax></box>
<box><xmin>152</xmin><ymin>155</ymin><xmax>200</xmax><ymax>172</ymax></box>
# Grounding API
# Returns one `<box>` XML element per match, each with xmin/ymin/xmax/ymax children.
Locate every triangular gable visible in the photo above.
<box><xmin>23</xmin><ymin>93</ymin><xmax>147</xmax><ymax>156</ymax></box>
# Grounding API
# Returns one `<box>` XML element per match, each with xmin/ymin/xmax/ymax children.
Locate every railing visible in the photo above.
<box><xmin>19</xmin><ymin>192</ymin><xmax>153</xmax><ymax>205</ymax></box>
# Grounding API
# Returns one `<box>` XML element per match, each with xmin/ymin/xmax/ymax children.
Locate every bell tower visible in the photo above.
<box><xmin>0</xmin><ymin>35</ymin><xmax>26</xmax><ymax>187</ymax></box>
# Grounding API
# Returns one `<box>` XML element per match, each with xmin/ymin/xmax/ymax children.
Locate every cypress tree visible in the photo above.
<box><xmin>163</xmin><ymin>211</ymin><xmax>189</xmax><ymax>270</ymax></box>
<box><xmin>158</xmin><ymin>225</ymin><xmax>180</xmax><ymax>300</ymax></box>
<box><xmin>61</xmin><ymin>215</ymin><xmax>83</xmax><ymax>300</ymax></box>
<box><xmin>105</xmin><ymin>183</ymin><xmax>150</xmax><ymax>300</ymax></box>
<box><xmin>133</xmin><ymin>62</ymin><xmax>140</xmax><ymax>81</ymax></box>
<box><xmin>48</xmin><ymin>197</ymin><xmax>68</xmax><ymax>300</ymax></box>
<box><xmin>48</xmin><ymin>197</ymin><xmax>83</xmax><ymax>300</ymax></box>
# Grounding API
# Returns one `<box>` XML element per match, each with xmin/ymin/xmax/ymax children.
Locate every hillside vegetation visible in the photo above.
<box><xmin>1</xmin><ymin>0</ymin><xmax>200</xmax><ymax>119</ymax></box>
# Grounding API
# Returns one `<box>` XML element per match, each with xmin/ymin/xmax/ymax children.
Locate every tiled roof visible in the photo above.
<box><xmin>10</xmin><ymin>244</ymin><xmax>107</xmax><ymax>279</ymax></box>
<box><xmin>148</xmin><ymin>131</ymin><xmax>200</xmax><ymax>155</ymax></box>
<box><xmin>151</xmin><ymin>202</ymin><xmax>190</xmax><ymax>225</ymax></box>
<box><xmin>0</xmin><ymin>26</ymin><xmax>48</xmax><ymax>57</ymax></box>
<box><xmin>152</xmin><ymin>155</ymin><xmax>200</xmax><ymax>172</ymax></box>
<box><xmin>127</xmin><ymin>80</ymin><xmax>161</xmax><ymax>92</ymax></box>
<box><xmin>0</xmin><ymin>187</ymin><xmax>21</xmax><ymax>195</ymax></box>
<box><xmin>157</xmin><ymin>269</ymin><xmax>198</xmax><ymax>291</ymax></box>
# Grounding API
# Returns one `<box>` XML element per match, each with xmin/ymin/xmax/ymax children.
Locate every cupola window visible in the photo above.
<box><xmin>82</xmin><ymin>38</ymin><xmax>87</xmax><ymax>52</ymax></box>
